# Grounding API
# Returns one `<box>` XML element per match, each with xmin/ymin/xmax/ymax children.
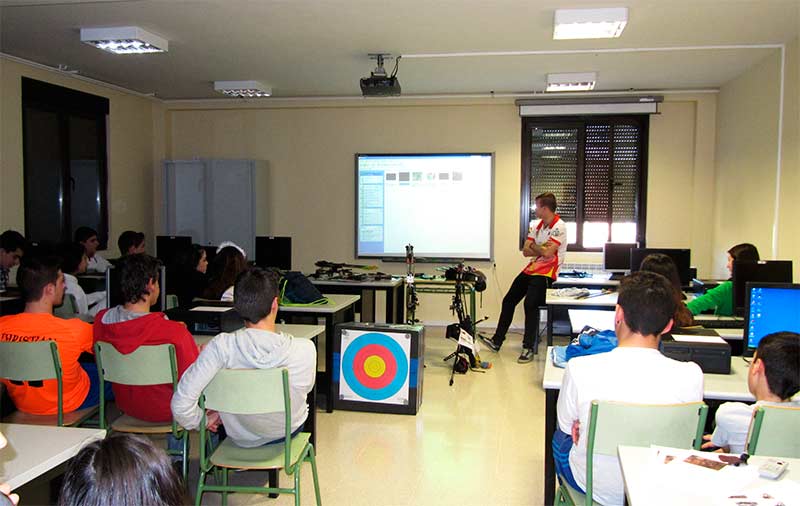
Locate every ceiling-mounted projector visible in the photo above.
<box><xmin>360</xmin><ymin>53</ymin><xmax>401</xmax><ymax>96</ymax></box>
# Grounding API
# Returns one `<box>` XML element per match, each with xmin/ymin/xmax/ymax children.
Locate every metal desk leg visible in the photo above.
<box><xmin>547</xmin><ymin>305</ymin><xmax>554</xmax><ymax>347</ymax></box>
<box><xmin>324</xmin><ymin>314</ymin><xmax>335</xmax><ymax>413</ymax></box>
<box><xmin>386</xmin><ymin>285</ymin><xmax>396</xmax><ymax>323</ymax></box>
<box><xmin>545</xmin><ymin>388</ymin><xmax>558</xmax><ymax>506</ymax></box>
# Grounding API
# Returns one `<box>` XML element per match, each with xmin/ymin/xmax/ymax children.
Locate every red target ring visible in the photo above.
<box><xmin>352</xmin><ymin>344</ymin><xmax>397</xmax><ymax>390</ymax></box>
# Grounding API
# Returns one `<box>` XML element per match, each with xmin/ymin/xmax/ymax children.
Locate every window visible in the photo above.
<box><xmin>519</xmin><ymin>115</ymin><xmax>648</xmax><ymax>250</ymax></box>
<box><xmin>22</xmin><ymin>77</ymin><xmax>109</xmax><ymax>246</ymax></box>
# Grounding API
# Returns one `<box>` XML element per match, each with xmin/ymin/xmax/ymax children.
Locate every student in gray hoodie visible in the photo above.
<box><xmin>171</xmin><ymin>267</ymin><xmax>316</xmax><ymax>447</ymax></box>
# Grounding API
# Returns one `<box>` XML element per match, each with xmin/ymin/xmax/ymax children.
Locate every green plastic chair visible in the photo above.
<box><xmin>53</xmin><ymin>293</ymin><xmax>78</xmax><ymax>319</ymax></box>
<box><xmin>195</xmin><ymin>368</ymin><xmax>321</xmax><ymax>506</ymax></box>
<box><xmin>166</xmin><ymin>294</ymin><xmax>179</xmax><ymax>310</ymax></box>
<box><xmin>556</xmin><ymin>400</ymin><xmax>708</xmax><ymax>506</ymax></box>
<box><xmin>746</xmin><ymin>404</ymin><xmax>800</xmax><ymax>458</ymax></box>
<box><xmin>94</xmin><ymin>341</ymin><xmax>190</xmax><ymax>480</ymax></box>
<box><xmin>0</xmin><ymin>340</ymin><xmax>99</xmax><ymax>427</ymax></box>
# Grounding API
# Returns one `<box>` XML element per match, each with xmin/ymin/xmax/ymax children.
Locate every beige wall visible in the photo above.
<box><xmin>714</xmin><ymin>44</ymin><xmax>798</xmax><ymax>280</ymax></box>
<box><xmin>166</xmin><ymin>95</ymin><xmax>718</xmax><ymax>325</ymax></box>
<box><xmin>0</xmin><ymin>57</ymin><xmax>159</xmax><ymax>254</ymax></box>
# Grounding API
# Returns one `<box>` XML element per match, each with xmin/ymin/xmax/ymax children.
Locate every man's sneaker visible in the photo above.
<box><xmin>517</xmin><ymin>348</ymin><xmax>534</xmax><ymax>363</ymax></box>
<box><xmin>480</xmin><ymin>335</ymin><xmax>501</xmax><ymax>352</ymax></box>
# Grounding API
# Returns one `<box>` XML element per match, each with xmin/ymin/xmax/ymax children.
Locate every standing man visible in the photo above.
<box><xmin>0</xmin><ymin>230</ymin><xmax>25</xmax><ymax>291</ymax></box>
<box><xmin>482</xmin><ymin>192</ymin><xmax>568</xmax><ymax>363</ymax></box>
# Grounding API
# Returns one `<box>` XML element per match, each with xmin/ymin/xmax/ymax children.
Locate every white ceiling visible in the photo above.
<box><xmin>1</xmin><ymin>0</ymin><xmax>797</xmax><ymax>99</ymax></box>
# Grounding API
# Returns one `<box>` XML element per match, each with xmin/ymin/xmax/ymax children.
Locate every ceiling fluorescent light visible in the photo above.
<box><xmin>547</xmin><ymin>72</ymin><xmax>596</xmax><ymax>92</ymax></box>
<box><xmin>553</xmin><ymin>8</ymin><xmax>628</xmax><ymax>40</ymax></box>
<box><xmin>214</xmin><ymin>81</ymin><xmax>272</xmax><ymax>98</ymax></box>
<box><xmin>80</xmin><ymin>26</ymin><xmax>168</xmax><ymax>54</ymax></box>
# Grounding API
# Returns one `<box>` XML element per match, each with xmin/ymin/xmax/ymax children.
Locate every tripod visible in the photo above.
<box><xmin>443</xmin><ymin>264</ymin><xmax>488</xmax><ymax>385</ymax></box>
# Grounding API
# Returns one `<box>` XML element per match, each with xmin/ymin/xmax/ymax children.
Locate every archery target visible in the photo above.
<box><xmin>339</xmin><ymin>330</ymin><xmax>411</xmax><ymax>405</ymax></box>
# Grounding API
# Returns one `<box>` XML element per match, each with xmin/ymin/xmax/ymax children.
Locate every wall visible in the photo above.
<box><xmin>714</xmin><ymin>44</ymin><xmax>798</xmax><ymax>280</ymax></box>
<box><xmin>0</xmin><ymin>57</ymin><xmax>160</xmax><ymax>254</ymax></box>
<box><xmin>166</xmin><ymin>94</ymin><xmax>717</xmax><ymax>326</ymax></box>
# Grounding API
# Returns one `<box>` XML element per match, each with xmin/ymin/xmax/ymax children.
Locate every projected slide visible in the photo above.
<box><xmin>356</xmin><ymin>153</ymin><xmax>493</xmax><ymax>259</ymax></box>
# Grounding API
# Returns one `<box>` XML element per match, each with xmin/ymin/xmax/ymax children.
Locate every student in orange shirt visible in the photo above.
<box><xmin>0</xmin><ymin>256</ymin><xmax>111</xmax><ymax>415</ymax></box>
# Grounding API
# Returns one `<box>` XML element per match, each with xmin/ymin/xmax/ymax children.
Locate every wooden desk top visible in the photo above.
<box><xmin>0</xmin><ymin>423</ymin><xmax>106</xmax><ymax>490</ymax></box>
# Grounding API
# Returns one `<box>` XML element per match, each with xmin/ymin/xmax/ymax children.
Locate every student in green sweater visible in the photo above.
<box><xmin>687</xmin><ymin>243</ymin><xmax>760</xmax><ymax>316</ymax></box>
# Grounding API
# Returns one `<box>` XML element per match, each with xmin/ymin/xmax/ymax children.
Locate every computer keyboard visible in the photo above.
<box><xmin>695</xmin><ymin>317</ymin><xmax>744</xmax><ymax>329</ymax></box>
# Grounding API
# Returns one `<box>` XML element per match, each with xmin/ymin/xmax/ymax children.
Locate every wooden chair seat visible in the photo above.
<box><xmin>110</xmin><ymin>413</ymin><xmax>175</xmax><ymax>434</ymax></box>
<box><xmin>4</xmin><ymin>405</ymin><xmax>98</xmax><ymax>427</ymax></box>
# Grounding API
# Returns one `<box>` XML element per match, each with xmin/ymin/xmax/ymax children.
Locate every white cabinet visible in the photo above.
<box><xmin>163</xmin><ymin>159</ymin><xmax>264</xmax><ymax>258</ymax></box>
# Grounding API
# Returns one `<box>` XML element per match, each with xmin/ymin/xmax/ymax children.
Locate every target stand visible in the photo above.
<box><xmin>333</xmin><ymin>322</ymin><xmax>425</xmax><ymax>415</ymax></box>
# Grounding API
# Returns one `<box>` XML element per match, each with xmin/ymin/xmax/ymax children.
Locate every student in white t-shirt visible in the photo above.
<box><xmin>75</xmin><ymin>227</ymin><xmax>111</xmax><ymax>273</ymax></box>
<box><xmin>60</xmin><ymin>242</ymin><xmax>106</xmax><ymax>320</ymax></box>
<box><xmin>555</xmin><ymin>271</ymin><xmax>704</xmax><ymax>506</ymax></box>
<box><xmin>704</xmin><ymin>331</ymin><xmax>800</xmax><ymax>454</ymax></box>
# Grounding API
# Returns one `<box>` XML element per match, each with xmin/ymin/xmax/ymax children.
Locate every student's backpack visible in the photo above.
<box><xmin>279</xmin><ymin>271</ymin><xmax>329</xmax><ymax>306</ymax></box>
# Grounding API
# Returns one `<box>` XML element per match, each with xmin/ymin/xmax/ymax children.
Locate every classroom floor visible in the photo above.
<box><xmin>185</xmin><ymin>327</ymin><xmax>557</xmax><ymax>506</ymax></box>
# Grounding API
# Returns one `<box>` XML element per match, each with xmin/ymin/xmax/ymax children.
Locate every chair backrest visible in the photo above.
<box><xmin>746</xmin><ymin>404</ymin><xmax>800</xmax><ymax>458</ymax></box>
<box><xmin>0</xmin><ymin>340</ymin><xmax>61</xmax><ymax>382</ymax></box>
<box><xmin>53</xmin><ymin>293</ymin><xmax>78</xmax><ymax>319</ymax></box>
<box><xmin>584</xmin><ymin>400</ymin><xmax>707</xmax><ymax>505</ymax></box>
<box><xmin>94</xmin><ymin>342</ymin><xmax>177</xmax><ymax>386</ymax></box>
<box><xmin>0</xmin><ymin>340</ymin><xmax>64</xmax><ymax>425</ymax></box>
<box><xmin>202</xmin><ymin>368</ymin><xmax>287</xmax><ymax>415</ymax></box>
<box><xmin>588</xmin><ymin>400</ymin><xmax>708</xmax><ymax>457</ymax></box>
<box><xmin>165</xmin><ymin>294</ymin><xmax>179</xmax><ymax>310</ymax></box>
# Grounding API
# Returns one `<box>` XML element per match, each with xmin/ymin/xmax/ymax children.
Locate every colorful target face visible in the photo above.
<box><xmin>340</xmin><ymin>331</ymin><xmax>410</xmax><ymax>404</ymax></box>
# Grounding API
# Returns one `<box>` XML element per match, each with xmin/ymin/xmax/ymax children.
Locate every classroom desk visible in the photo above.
<box><xmin>0</xmin><ymin>423</ymin><xmax>106</xmax><ymax>490</ymax></box>
<box><xmin>568</xmin><ymin>309</ymin><xmax>744</xmax><ymax>341</ymax></box>
<box><xmin>277</xmin><ymin>294</ymin><xmax>360</xmax><ymax>413</ymax></box>
<box><xmin>541</xmin><ymin>347</ymin><xmax>754</xmax><ymax>505</ymax></box>
<box><xmin>544</xmin><ymin>289</ymin><xmax>618</xmax><ymax>349</ymax></box>
<box><xmin>619</xmin><ymin>445</ymin><xmax>800</xmax><ymax>505</ymax></box>
<box><xmin>554</xmin><ymin>273</ymin><xmax>620</xmax><ymax>288</ymax></box>
<box><xmin>309</xmin><ymin>277</ymin><xmax>405</xmax><ymax>324</ymax></box>
<box><xmin>193</xmin><ymin>323</ymin><xmax>325</xmax><ymax>448</ymax></box>
<box><xmin>75</xmin><ymin>273</ymin><xmax>106</xmax><ymax>293</ymax></box>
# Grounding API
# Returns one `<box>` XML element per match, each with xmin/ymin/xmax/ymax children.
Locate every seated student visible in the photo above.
<box><xmin>639</xmin><ymin>253</ymin><xmax>694</xmax><ymax>328</ymax></box>
<box><xmin>172</xmin><ymin>267</ymin><xmax>316</xmax><ymax>447</ymax></box>
<box><xmin>0</xmin><ymin>256</ymin><xmax>109</xmax><ymax>415</ymax></box>
<box><xmin>172</xmin><ymin>243</ymin><xmax>209</xmax><ymax>307</ymax></box>
<box><xmin>118</xmin><ymin>230</ymin><xmax>146</xmax><ymax>257</ymax></box>
<box><xmin>75</xmin><ymin>226</ymin><xmax>111</xmax><ymax>273</ymax></box>
<box><xmin>0</xmin><ymin>230</ymin><xmax>25</xmax><ymax>292</ymax></box>
<box><xmin>202</xmin><ymin>242</ymin><xmax>247</xmax><ymax>301</ymax></box>
<box><xmin>58</xmin><ymin>433</ymin><xmax>188</xmax><ymax>506</ymax></box>
<box><xmin>555</xmin><ymin>271</ymin><xmax>704</xmax><ymax>505</ymax></box>
<box><xmin>93</xmin><ymin>254</ymin><xmax>198</xmax><ymax>423</ymax></box>
<box><xmin>60</xmin><ymin>242</ymin><xmax>107</xmax><ymax>319</ymax></box>
<box><xmin>704</xmin><ymin>331</ymin><xmax>800</xmax><ymax>454</ymax></box>
<box><xmin>0</xmin><ymin>430</ymin><xmax>20</xmax><ymax>506</ymax></box>
<box><xmin>687</xmin><ymin>243</ymin><xmax>760</xmax><ymax>316</ymax></box>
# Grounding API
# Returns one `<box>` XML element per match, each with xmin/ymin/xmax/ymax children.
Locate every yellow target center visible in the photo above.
<box><xmin>364</xmin><ymin>356</ymin><xmax>386</xmax><ymax>378</ymax></box>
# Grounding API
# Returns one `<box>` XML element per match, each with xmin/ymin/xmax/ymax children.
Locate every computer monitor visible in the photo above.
<box><xmin>156</xmin><ymin>235</ymin><xmax>192</xmax><ymax>267</ymax></box>
<box><xmin>629</xmin><ymin>248</ymin><xmax>692</xmax><ymax>286</ymax></box>
<box><xmin>732</xmin><ymin>261</ymin><xmax>793</xmax><ymax>316</ymax></box>
<box><xmin>745</xmin><ymin>283</ymin><xmax>800</xmax><ymax>352</ymax></box>
<box><xmin>603</xmin><ymin>242</ymin><xmax>638</xmax><ymax>272</ymax></box>
<box><xmin>255</xmin><ymin>236</ymin><xmax>292</xmax><ymax>270</ymax></box>
<box><xmin>106</xmin><ymin>264</ymin><xmax>167</xmax><ymax>312</ymax></box>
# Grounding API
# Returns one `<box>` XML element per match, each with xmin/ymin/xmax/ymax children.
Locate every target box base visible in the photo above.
<box><xmin>333</xmin><ymin>322</ymin><xmax>425</xmax><ymax>415</ymax></box>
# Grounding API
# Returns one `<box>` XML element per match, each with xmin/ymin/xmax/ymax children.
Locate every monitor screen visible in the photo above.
<box><xmin>629</xmin><ymin>248</ymin><xmax>692</xmax><ymax>286</ymax></box>
<box><xmin>156</xmin><ymin>235</ymin><xmax>192</xmax><ymax>267</ymax></box>
<box><xmin>355</xmin><ymin>153</ymin><xmax>493</xmax><ymax>260</ymax></box>
<box><xmin>745</xmin><ymin>283</ymin><xmax>800</xmax><ymax>350</ymax></box>
<box><xmin>255</xmin><ymin>236</ymin><xmax>292</xmax><ymax>270</ymax></box>
<box><xmin>106</xmin><ymin>264</ymin><xmax>167</xmax><ymax>312</ymax></box>
<box><xmin>733</xmin><ymin>261</ymin><xmax>793</xmax><ymax>315</ymax></box>
<box><xmin>604</xmin><ymin>242</ymin><xmax>638</xmax><ymax>272</ymax></box>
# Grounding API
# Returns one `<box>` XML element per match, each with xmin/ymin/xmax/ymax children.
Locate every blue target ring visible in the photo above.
<box><xmin>342</xmin><ymin>332</ymin><xmax>408</xmax><ymax>401</ymax></box>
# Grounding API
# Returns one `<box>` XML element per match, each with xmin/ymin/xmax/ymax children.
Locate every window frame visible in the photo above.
<box><xmin>519</xmin><ymin>115</ymin><xmax>649</xmax><ymax>251</ymax></box>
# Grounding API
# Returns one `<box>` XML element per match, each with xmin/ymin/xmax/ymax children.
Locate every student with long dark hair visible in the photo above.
<box><xmin>202</xmin><ymin>244</ymin><xmax>247</xmax><ymax>301</ymax></box>
<box><xmin>640</xmin><ymin>253</ymin><xmax>694</xmax><ymax>328</ymax></box>
<box><xmin>687</xmin><ymin>243</ymin><xmax>760</xmax><ymax>316</ymax></box>
<box><xmin>58</xmin><ymin>433</ymin><xmax>188</xmax><ymax>506</ymax></box>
